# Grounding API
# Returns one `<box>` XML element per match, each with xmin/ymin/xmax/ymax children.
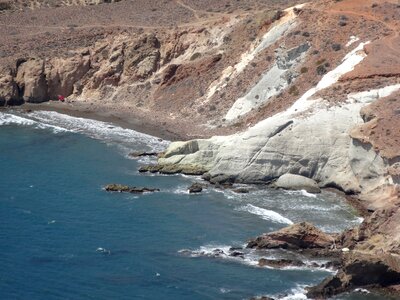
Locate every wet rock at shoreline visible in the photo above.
<box><xmin>247</xmin><ymin>222</ymin><xmax>336</xmax><ymax>250</ymax></box>
<box><xmin>139</xmin><ymin>164</ymin><xmax>207</xmax><ymax>175</ymax></box>
<box><xmin>307</xmin><ymin>253</ymin><xmax>400</xmax><ymax>299</ymax></box>
<box><xmin>104</xmin><ymin>184</ymin><xmax>160</xmax><ymax>193</ymax></box>
<box><xmin>258</xmin><ymin>258</ymin><xmax>305</xmax><ymax>268</ymax></box>
<box><xmin>233</xmin><ymin>187</ymin><xmax>250</xmax><ymax>193</ymax></box>
<box><xmin>188</xmin><ymin>183</ymin><xmax>203</xmax><ymax>193</ymax></box>
<box><xmin>129</xmin><ymin>151</ymin><xmax>158</xmax><ymax>158</ymax></box>
<box><xmin>274</xmin><ymin>174</ymin><xmax>321</xmax><ymax>193</ymax></box>
<box><xmin>138</xmin><ymin>165</ymin><xmax>162</xmax><ymax>173</ymax></box>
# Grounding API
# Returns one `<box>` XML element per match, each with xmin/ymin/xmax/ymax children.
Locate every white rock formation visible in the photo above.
<box><xmin>225</xmin><ymin>43</ymin><xmax>309</xmax><ymax>121</ymax></box>
<box><xmin>158</xmin><ymin>42</ymin><xmax>400</xmax><ymax>194</ymax></box>
<box><xmin>275</xmin><ymin>174</ymin><xmax>321</xmax><ymax>193</ymax></box>
<box><xmin>205</xmin><ymin>4</ymin><xmax>305</xmax><ymax>102</ymax></box>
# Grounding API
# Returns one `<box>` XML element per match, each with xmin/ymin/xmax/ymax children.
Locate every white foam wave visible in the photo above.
<box><xmin>0</xmin><ymin>113</ymin><xmax>37</xmax><ymax>126</ymax></box>
<box><xmin>0</xmin><ymin>111</ymin><xmax>170</xmax><ymax>152</ymax></box>
<box><xmin>284</xmin><ymin>190</ymin><xmax>317</xmax><ymax>199</ymax></box>
<box><xmin>219</xmin><ymin>288</ymin><xmax>231</xmax><ymax>294</ymax></box>
<box><xmin>279</xmin><ymin>285</ymin><xmax>308</xmax><ymax>300</ymax></box>
<box><xmin>30</xmin><ymin>111</ymin><xmax>169</xmax><ymax>151</ymax></box>
<box><xmin>236</xmin><ymin>204</ymin><xmax>293</xmax><ymax>225</ymax></box>
<box><xmin>300</xmin><ymin>190</ymin><xmax>317</xmax><ymax>198</ymax></box>
<box><xmin>178</xmin><ymin>244</ymin><xmax>261</xmax><ymax>267</ymax></box>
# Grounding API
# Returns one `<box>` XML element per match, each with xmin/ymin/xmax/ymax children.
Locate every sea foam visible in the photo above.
<box><xmin>236</xmin><ymin>204</ymin><xmax>293</xmax><ymax>225</ymax></box>
<box><xmin>0</xmin><ymin>111</ymin><xmax>170</xmax><ymax>152</ymax></box>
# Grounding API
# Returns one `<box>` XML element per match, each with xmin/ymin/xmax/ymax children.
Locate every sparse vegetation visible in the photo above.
<box><xmin>300</xmin><ymin>67</ymin><xmax>308</xmax><ymax>74</ymax></box>
<box><xmin>0</xmin><ymin>1</ymin><xmax>11</xmax><ymax>11</ymax></box>
<box><xmin>316</xmin><ymin>65</ymin><xmax>327</xmax><ymax>75</ymax></box>
<box><xmin>288</xmin><ymin>85</ymin><xmax>299</xmax><ymax>96</ymax></box>
<box><xmin>190</xmin><ymin>52</ymin><xmax>201</xmax><ymax>61</ymax></box>
<box><xmin>332</xmin><ymin>43</ymin><xmax>341</xmax><ymax>51</ymax></box>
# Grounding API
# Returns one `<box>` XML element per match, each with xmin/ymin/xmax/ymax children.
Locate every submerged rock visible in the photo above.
<box><xmin>104</xmin><ymin>184</ymin><xmax>160</xmax><ymax>193</ymax></box>
<box><xmin>274</xmin><ymin>174</ymin><xmax>321</xmax><ymax>193</ymax></box>
<box><xmin>247</xmin><ymin>222</ymin><xmax>335</xmax><ymax>250</ymax></box>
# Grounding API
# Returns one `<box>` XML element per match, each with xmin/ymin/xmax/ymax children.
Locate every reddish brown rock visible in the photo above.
<box><xmin>247</xmin><ymin>222</ymin><xmax>335</xmax><ymax>250</ymax></box>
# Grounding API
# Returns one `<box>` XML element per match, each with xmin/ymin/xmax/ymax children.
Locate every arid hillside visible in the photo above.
<box><xmin>1</xmin><ymin>0</ymin><xmax>399</xmax><ymax>141</ymax></box>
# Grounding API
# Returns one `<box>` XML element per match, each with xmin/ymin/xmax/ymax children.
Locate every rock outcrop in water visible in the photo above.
<box><xmin>247</xmin><ymin>222</ymin><xmax>336</xmax><ymax>251</ymax></box>
<box><xmin>104</xmin><ymin>184</ymin><xmax>159</xmax><ymax>193</ymax></box>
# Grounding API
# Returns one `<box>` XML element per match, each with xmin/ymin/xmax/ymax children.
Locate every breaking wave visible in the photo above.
<box><xmin>0</xmin><ymin>110</ymin><xmax>169</xmax><ymax>152</ymax></box>
<box><xmin>236</xmin><ymin>204</ymin><xmax>293</xmax><ymax>225</ymax></box>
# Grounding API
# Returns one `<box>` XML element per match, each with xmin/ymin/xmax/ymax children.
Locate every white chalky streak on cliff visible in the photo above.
<box><xmin>347</xmin><ymin>84</ymin><xmax>400</xmax><ymax>104</ymax></box>
<box><xmin>225</xmin><ymin>43</ymin><xmax>310</xmax><ymax>121</ymax></box>
<box><xmin>285</xmin><ymin>41</ymin><xmax>370</xmax><ymax>115</ymax></box>
<box><xmin>346</xmin><ymin>36</ymin><xmax>360</xmax><ymax>47</ymax></box>
<box><xmin>204</xmin><ymin>3</ymin><xmax>307</xmax><ymax>102</ymax></box>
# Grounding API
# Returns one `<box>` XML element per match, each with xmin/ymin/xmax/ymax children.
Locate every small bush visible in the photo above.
<box><xmin>190</xmin><ymin>52</ymin><xmax>201</xmax><ymax>61</ymax></box>
<box><xmin>316</xmin><ymin>65</ymin><xmax>327</xmax><ymax>75</ymax></box>
<box><xmin>288</xmin><ymin>85</ymin><xmax>299</xmax><ymax>96</ymax></box>
<box><xmin>300</xmin><ymin>67</ymin><xmax>308</xmax><ymax>74</ymax></box>
<box><xmin>332</xmin><ymin>43</ymin><xmax>341</xmax><ymax>51</ymax></box>
<box><xmin>0</xmin><ymin>1</ymin><xmax>12</xmax><ymax>11</ymax></box>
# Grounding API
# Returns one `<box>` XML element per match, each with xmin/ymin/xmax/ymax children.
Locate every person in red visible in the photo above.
<box><xmin>58</xmin><ymin>95</ymin><xmax>65</xmax><ymax>102</ymax></box>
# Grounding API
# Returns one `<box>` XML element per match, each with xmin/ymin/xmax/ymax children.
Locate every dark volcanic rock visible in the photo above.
<box><xmin>129</xmin><ymin>151</ymin><xmax>158</xmax><ymax>158</ymax></box>
<box><xmin>138</xmin><ymin>164</ymin><xmax>162</xmax><ymax>173</ymax></box>
<box><xmin>233</xmin><ymin>187</ymin><xmax>250</xmax><ymax>193</ymax></box>
<box><xmin>188</xmin><ymin>183</ymin><xmax>203</xmax><ymax>193</ymax></box>
<box><xmin>307</xmin><ymin>254</ymin><xmax>400</xmax><ymax>299</ymax></box>
<box><xmin>209</xmin><ymin>174</ymin><xmax>236</xmax><ymax>185</ymax></box>
<box><xmin>104</xmin><ymin>184</ymin><xmax>159</xmax><ymax>193</ymax></box>
<box><xmin>139</xmin><ymin>164</ymin><xmax>207</xmax><ymax>175</ymax></box>
<box><xmin>247</xmin><ymin>222</ymin><xmax>336</xmax><ymax>250</ymax></box>
<box><xmin>229</xmin><ymin>250</ymin><xmax>245</xmax><ymax>258</ymax></box>
<box><xmin>258</xmin><ymin>258</ymin><xmax>305</xmax><ymax>268</ymax></box>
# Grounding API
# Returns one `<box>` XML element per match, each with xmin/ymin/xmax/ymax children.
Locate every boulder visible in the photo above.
<box><xmin>247</xmin><ymin>222</ymin><xmax>335</xmax><ymax>250</ymax></box>
<box><xmin>275</xmin><ymin>174</ymin><xmax>321</xmax><ymax>193</ymax></box>
<box><xmin>104</xmin><ymin>184</ymin><xmax>159</xmax><ymax>193</ymax></box>
<box><xmin>188</xmin><ymin>183</ymin><xmax>203</xmax><ymax>193</ymax></box>
<box><xmin>233</xmin><ymin>187</ymin><xmax>250</xmax><ymax>193</ymax></box>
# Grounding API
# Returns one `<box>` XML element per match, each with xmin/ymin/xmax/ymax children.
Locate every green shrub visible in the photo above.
<box><xmin>300</xmin><ymin>67</ymin><xmax>308</xmax><ymax>74</ymax></box>
<box><xmin>190</xmin><ymin>52</ymin><xmax>201</xmax><ymax>61</ymax></box>
<box><xmin>0</xmin><ymin>1</ymin><xmax>12</xmax><ymax>11</ymax></box>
